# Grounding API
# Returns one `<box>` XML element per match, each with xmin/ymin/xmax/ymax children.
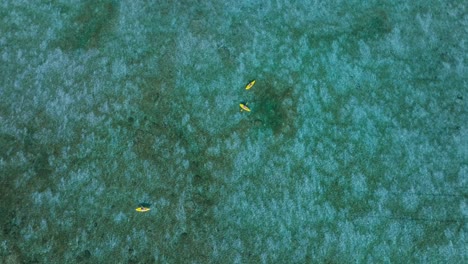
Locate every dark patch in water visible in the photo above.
<box><xmin>351</xmin><ymin>9</ymin><xmax>392</xmax><ymax>40</ymax></box>
<box><xmin>248</xmin><ymin>75</ymin><xmax>298</xmax><ymax>138</ymax></box>
<box><xmin>55</xmin><ymin>0</ymin><xmax>119</xmax><ymax>50</ymax></box>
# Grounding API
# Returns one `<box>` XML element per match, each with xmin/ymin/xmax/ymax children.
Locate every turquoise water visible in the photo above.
<box><xmin>0</xmin><ymin>0</ymin><xmax>466</xmax><ymax>263</ymax></box>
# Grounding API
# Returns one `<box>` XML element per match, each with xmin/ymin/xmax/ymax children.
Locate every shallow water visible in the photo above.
<box><xmin>0</xmin><ymin>0</ymin><xmax>466</xmax><ymax>263</ymax></box>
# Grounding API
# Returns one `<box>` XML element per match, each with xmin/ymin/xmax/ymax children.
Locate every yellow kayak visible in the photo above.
<box><xmin>240</xmin><ymin>103</ymin><xmax>251</xmax><ymax>112</ymax></box>
<box><xmin>245</xmin><ymin>80</ymin><xmax>256</xmax><ymax>90</ymax></box>
<box><xmin>136</xmin><ymin>202</ymin><xmax>151</xmax><ymax>212</ymax></box>
<box><xmin>136</xmin><ymin>206</ymin><xmax>150</xmax><ymax>212</ymax></box>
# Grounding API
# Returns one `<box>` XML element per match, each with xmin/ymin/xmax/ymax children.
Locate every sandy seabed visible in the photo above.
<box><xmin>0</xmin><ymin>0</ymin><xmax>466</xmax><ymax>263</ymax></box>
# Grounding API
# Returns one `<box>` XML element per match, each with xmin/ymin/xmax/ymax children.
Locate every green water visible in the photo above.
<box><xmin>0</xmin><ymin>0</ymin><xmax>466</xmax><ymax>263</ymax></box>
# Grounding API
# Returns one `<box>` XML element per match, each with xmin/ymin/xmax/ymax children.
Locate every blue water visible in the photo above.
<box><xmin>0</xmin><ymin>0</ymin><xmax>466</xmax><ymax>263</ymax></box>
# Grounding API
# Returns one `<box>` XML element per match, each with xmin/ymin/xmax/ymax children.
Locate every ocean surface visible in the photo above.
<box><xmin>0</xmin><ymin>0</ymin><xmax>466</xmax><ymax>263</ymax></box>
